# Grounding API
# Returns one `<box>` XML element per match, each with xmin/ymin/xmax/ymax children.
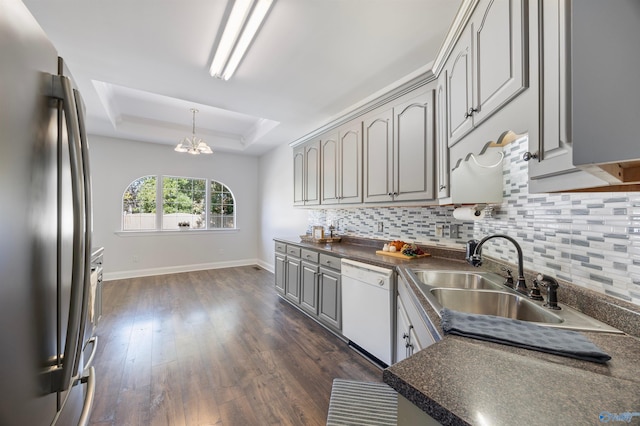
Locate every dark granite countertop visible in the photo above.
<box><xmin>274</xmin><ymin>237</ymin><xmax>640</xmax><ymax>425</ymax></box>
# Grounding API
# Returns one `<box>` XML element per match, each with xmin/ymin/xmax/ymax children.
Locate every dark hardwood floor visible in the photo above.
<box><xmin>89</xmin><ymin>266</ymin><xmax>382</xmax><ymax>426</ymax></box>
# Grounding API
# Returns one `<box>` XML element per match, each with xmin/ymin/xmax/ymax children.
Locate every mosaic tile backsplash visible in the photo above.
<box><xmin>308</xmin><ymin>137</ymin><xmax>640</xmax><ymax>306</ymax></box>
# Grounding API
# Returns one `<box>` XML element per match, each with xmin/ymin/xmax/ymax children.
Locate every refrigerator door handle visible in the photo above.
<box><xmin>82</xmin><ymin>336</ymin><xmax>98</xmax><ymax>374</ymax></box>
<box><xmin>77</xmin><ymin>367</ymin><xmax>95</xmax><ymax>426</ymax></box>
<box><xmin>72</xmin><ymin>88</ymin><xmax>93</xmax><ymax>376</ymax></box>
<box><xmin>50</xmin><ymin>74</ymin><xmax>86</xmax><ymax>392</ymax></box>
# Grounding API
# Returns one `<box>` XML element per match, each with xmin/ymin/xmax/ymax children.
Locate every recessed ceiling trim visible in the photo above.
<box><xmin>92</xmin><ymin>80</ymin><xmax>121</xmax><ymax>128</ymax></box>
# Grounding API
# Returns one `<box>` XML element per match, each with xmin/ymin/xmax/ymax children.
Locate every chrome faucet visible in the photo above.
<box><xmin>466</xmin><ymin>234</ymin><xmax>528</xmax><ymax>295</ymax></box>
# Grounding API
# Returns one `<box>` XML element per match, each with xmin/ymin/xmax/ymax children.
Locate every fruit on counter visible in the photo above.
<box><xmin>401</xmin><ymin>243</ymin><xmax>425</xmax><ymax>257</ymax></box>
<box><xmin>389</xmin><ymin>240</ymin><xmax>406</xmax><ymax>251</ymax></box>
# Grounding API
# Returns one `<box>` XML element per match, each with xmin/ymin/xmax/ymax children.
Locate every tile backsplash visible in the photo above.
<box><xmin>308</xmin><ymin>137</ymin><xmax>640</xmax><ymax>306</ymax></box>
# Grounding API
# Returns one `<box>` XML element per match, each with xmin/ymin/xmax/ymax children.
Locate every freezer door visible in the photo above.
<box><xmin>0</xmin><ymin>1</ymin><xmax>60</xmax><ymax>424</ymax></box>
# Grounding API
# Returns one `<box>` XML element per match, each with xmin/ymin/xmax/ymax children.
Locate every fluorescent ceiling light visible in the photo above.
<box><xmin>209</xmin><ymin>0</ymin><xmax>274</xmax><ymax>80</ymax></box>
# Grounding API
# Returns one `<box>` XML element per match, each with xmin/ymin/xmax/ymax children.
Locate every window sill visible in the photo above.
<box><xmin>115</xmin><ymin>229</ymin><xmax>240</xmax><ymax>237</ymax></box>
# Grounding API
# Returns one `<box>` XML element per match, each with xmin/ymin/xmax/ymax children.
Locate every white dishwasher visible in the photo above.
<box><xmin>341</xmin><ymin>259</ymin><xmax>393</xmax><ymax>366</ymax></box>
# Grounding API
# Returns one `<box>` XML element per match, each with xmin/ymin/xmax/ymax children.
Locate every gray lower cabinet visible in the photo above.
<box><xmin>285</xmin><ymin>256</ymin><xmax>301</xmax><ymax>303</ymax></box>
<box><xmin>300</xmin><ymin>260</ymin><xmax>319</xmax><ymax>314</ymax></box>
<box><xmin>318</xmin><ymin>266</ymin><xmax>341</xmax><ymax>331</ymax></box>
<box><xmin>274</xmin><ymin>241</ymin><xmax>342</xmax><ymax>333</ymax></box>
<box><xmin>274</xmin><ymin>253</ymin><xmax>286</xmax><ymax>295</ymax></box>
<box><xmin>395</xmin><ymin>275</ymin><xmax>436</xmax><ymax>364</ymax></box>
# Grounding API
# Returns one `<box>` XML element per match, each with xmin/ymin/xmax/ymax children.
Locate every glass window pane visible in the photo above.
<box><xmin>163</xmin><ymin>176</ymin><xmax>206</xmax><ymax>229</ymax></box>
<box><xmin>122</xmin><ymin>176</ymin><xmax>157</xmax><ymax>230</ymax></box>
<box><xmin>209</xmin><ymin>180</ymin><xmax>235</xmax><ymax>229</ymax></box>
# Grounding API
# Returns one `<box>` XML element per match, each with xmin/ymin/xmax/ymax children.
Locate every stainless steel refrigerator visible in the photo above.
<box><xmin>0</xmin><ymin>1</ymin><xmax>96</xmax><ymax>424</ymax></box>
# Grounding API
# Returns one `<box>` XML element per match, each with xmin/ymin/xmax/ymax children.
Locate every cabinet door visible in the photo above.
<box><xmin>363</xmin><ymin>108</ymin><xmax>394</xmax><ymax>202</ymax></box>
<box><xmin>395</xmin><ymin>296</ymin><xmax>412</xmax><ymax>364</ymax></box>
<box><xmin>293</xmin><ymin>147</ymin><xmax>305</xmax><ymax>206</ymax></box>
<box><xmin>472</xmin><ymin>0</ymin><xmax>528</xmax><ymax>125</ymax></box>
<box><xmin>530</xmin><ymin>0</ymin><xmax>574</xmax><ymax>180</ymax></box>
<box><xmin>320</xmin><ymin>133</ymin><xmax>340</xmax><ymax>205</ymax></box>
<box><xmin>436</xmin><ymin>73</ymin><xmax>450</xmax><ymax>199</ymax></box>
<box><xmin>447</xmin><ymin>26</ymin><xmax>474</xmax><ymax>146</ymax></box>
<box><xmin>318</xmin><ymin>267</ymin><xmax>341</xmax><ymax>330</ymax></box>
<box><xmin>572</xmin><ymin>0</ymin><xmax>640</xmax><ymax>168</ymax></box>
<box><xmin>274</xmin><ymin>253</ymin><xmax>286</xmax><ymax>295</ymax></box>
<box><xmin>339</xmin><ymin>123</ymin><xmax>362</xmax><ymax>204</ymax></box>
<box><xmin>304</xmin><ymin>141</ymin><xmax>320</xmax><ymax>206</ymax></box>
<box><xmin>300</xmin><ymin>261</ymin><xmax>319</xmax><ymax>315</ymax></box>
<box><xmin>393</xmin><ymin>89</ymin><xmax>436</xmax><ymax>202</ymax></box>
<box><xmin>285</xmin><ymin>257</ymin><xmax>301</xmax><ymax>303</ymax></box>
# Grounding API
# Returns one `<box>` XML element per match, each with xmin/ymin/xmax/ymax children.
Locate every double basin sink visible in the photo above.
<box><xmin>407</xmin><ymin>270</ymin><xmax>622</xmax><ymax>333</ymax></box>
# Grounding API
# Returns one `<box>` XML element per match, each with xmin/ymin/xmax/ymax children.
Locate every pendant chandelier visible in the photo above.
<box><xmin>174</xmin><ymin>108</ymin><xmax>213</xmax><ymax>155</ymax></box>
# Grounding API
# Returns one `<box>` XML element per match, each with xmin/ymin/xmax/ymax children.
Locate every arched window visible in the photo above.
<box><xmin>121</xmin><ymin>175</ymin><xmax>236</xmax><ymax>231</ymax></box>
<box><xmin>122</xmin><ymin>176</ymin><xmax>157</xmax><ymax>231</ymax></box>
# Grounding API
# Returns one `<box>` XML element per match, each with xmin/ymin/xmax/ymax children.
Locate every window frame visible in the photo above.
<box><xmin>120</xmin><ymin>175</ymin><xmax>237</xmax><ymax>232</ymax></box>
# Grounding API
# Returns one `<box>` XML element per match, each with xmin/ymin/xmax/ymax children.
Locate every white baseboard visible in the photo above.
<box><xmin>103</xmin><ymin>258</ymin><xmax>263</xmax><ymax>281</ymax></box>
<box><xmin>257</xmin><ymin>259</ymin><xmax>274</xmax><ymax>273</ymax></box>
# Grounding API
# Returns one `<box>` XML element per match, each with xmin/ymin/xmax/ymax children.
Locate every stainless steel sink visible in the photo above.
<box><xmin>429</xmin><ymin>288</ymin><xmax>563</xmax><ymax>324</ymax></box>
<box><xmin>411</xmin><ymin>270</ymin><xmax>505</xmax><ymax>290</ymax></box>
<box><xmin>407</xmin><ymin>268</ymin><xmax>623</xmax><ymax>333</ymax></box>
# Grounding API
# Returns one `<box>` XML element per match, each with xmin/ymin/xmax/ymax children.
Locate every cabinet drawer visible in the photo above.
<box><xmin>319</xmin><ymin>254</ymin><xmax>341</xmax><ymax>270</ymax></box>
<box><xmin>275</xmin><ymin>242</ymin><xmax>287</xmax><ymax>253</ymax></box>
<box><xmin>300</xmin><ymin>249</ymin><xmax>319</xmax><ymax>263</ymax></box>
<box><xmin>286</xmin><ymin>245</ymin><xmax>301</xmax><ymax>257</ymax></box>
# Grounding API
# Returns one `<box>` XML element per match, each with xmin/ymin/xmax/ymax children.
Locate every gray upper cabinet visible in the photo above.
<box><xmin>447</xmin><ymin>0</ymin><xmax>528</xmax><ymax>147</ymax></box>
<box><xmin>320</xmin><ymin>132</ymin><xmax>340</xmax><ymax>204</ymax></box>
<box><xmin>293</xmin><ymin>146</ymin><xmax>305</xmax><ymax>205</ymax></box>
<box><xmin>393</xmin><ymin>89</ymin><xmax>436</xmax><ymax>202</ymax></box>
<box><xmin>293</xmin><ymin>140</ymin><xmax>320</xmax><ymax>206</ymax></box>
<box><xmin>528</xmin><ymin>0</ymin><xmax>640</xmax><ymax>192</ymax></box>
<box><xmin>436</xmin><ymin>72</ymin><xmax>450</xmax><ymax>199</ymax></box>
<box><xmin>571</xmin><ymin>0</ymin><xmax>640</xmax><ymax>185</ymax></box>
<box><xmin>363</xmin><ymin>87</ymin><xmax>436</xmax><ymax>203</ymax></box>
<box><xmin>363</xmin><ymin>106</ymin><xmax>394</xmax><ymax>202</ymax></box>
<box><xmin>528</xmin><ymin>0</ymin><xmax>576</xmax><ymax>183</ymax></box>
<box><xmin>446</xmin><ymin>26</ymin><xmax>474</xmax><ymax>145</ymax></box>
<box><xmin>321</xmin><ymin>122</ymin><xmax>363</xmax><ymax>205</ymax></box>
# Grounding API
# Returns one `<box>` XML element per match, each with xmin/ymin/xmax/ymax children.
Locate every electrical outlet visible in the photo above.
<box><xmin>132</xmin><ymin>255</ymin><xmax>139</xmax><ymax>263</ymax></box>
<box><xmin>435</xmin><ymin>224</ymin><xmax>444</xmax><ymax>238</ymax></box>
<box><xmin>447</xmin><ymin>224</ymin><xmax>461</xmax><ymax>239</ymax></box>
<box><xmin>377</xmin><ymin>222</ymin><xmax>384</xmax><ymax>232</ymax></box>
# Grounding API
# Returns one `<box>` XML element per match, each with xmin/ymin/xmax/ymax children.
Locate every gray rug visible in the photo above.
<box><xmin>326</xmin><ymin>379</ymin><xmax>397</xmax><ymax>426</ymax></box>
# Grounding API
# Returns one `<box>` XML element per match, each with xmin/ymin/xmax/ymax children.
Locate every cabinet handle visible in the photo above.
<box><xmin>523</xmin><ymin>151</ymin><xmax>539</xmax><ymax>162</ymax></box>
<box><xmin>439</xmin><ymin>184</ymin><xmax>446</xmax><ymax>191</ymax></box>
<box><xmin>464</xmin><ymin>107</ymin><xmax>478</xmax><ymax>119</ymax></box>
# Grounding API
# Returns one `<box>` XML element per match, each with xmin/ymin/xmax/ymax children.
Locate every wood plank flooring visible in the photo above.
<box><xmin>89</xmin><ymin>266</ymin><xmax>382</xmax><ymax>426</ymax></box>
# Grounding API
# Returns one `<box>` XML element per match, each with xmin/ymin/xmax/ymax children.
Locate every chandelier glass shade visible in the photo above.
<box><xmin>175</xmin><ymin>108</ymin><xmax>213</xmax><ymax>155</ymax></box>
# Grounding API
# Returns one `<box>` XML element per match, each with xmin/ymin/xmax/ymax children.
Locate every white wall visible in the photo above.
<box><xmin>90</xmin><ymin>136</ymin><xmax>259</xmax><ymax>280</ymax></box>
<box><xmin>257</xmin><ymin>143</ymin><xmax>308</xmax><ymax>272</ymax></box>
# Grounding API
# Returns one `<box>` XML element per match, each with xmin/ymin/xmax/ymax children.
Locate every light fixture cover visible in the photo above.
<box><xmin>209</xmin><ymin>0</ymin><xmax>274</xmax><ymax>80</ymax></box>
<box><xmin>175</xmin><ymin>108</ymin><xmax>213</xmax><ymax>155</ymax></box>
